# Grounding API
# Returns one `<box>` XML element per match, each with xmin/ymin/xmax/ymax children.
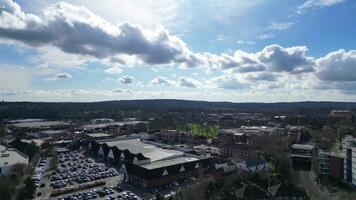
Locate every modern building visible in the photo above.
<box><xmin>290</xmin><ymin>144</ymin><xmax>314</xmax><ymax>170</ymax></box>
<box><xmin>318</xmin><ymin>149</ymin><xmax>345</xmax><ymax>179</ymax></box>
<box><xmin>0</xmin><ymin>145</ymin><xmax>29</xmax><ymax>175</ymax></box>
<box><xmin>318</xmin><ymin>135</ymin><xmax>356</xmax><ymax>186</ymax></box>
<box><xmin>86</xmin><ymin>137</ymin><xmax>210</xmax><ymax>188</ymax></box>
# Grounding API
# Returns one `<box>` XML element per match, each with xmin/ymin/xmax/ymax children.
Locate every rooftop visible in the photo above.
<box><xmin>11</xmin><ymin>121</ymin><xmax>69</xmax><ymax>128</ymax></box>
<box><xmin>223</xmin><ymin>143</ymin><xmax>255</xmax><ymax>150</ymax></box>
<box><xmin>86</xmin><ymin>133</ymin><xmax>111</xmax><ymax>138</ymax></box>
<box><xmin>140</xmin><ymin>156</ymin><xmax>199</xmax><ymax>170</ymax></box>
<box><xmin>99</xmin><ymin>139</ymin><xmax>184</xmax><ymax>162</ymax></box>
<box><xmin>291</xmin><ymin>144</ymin><xmax>314</xmax><ymax>151</ymax></box>
<box><xmin>0</xmin><ymin>145</ymin><xmax>28</xmax><ymax>167</ymax></box>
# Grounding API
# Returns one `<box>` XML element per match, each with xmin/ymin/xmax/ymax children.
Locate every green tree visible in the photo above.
<box><xmin>0</xmin><ymin>122</ymin><xmax>6</xmax><ymax>138</ymax></box>
<box><xmin>0</xmin><ymin>184</ymin><xmax>13</xmax><ymax>200</ymax></box>
<box><xmin>23</xmin><ymin>177</ymin><xmax>36</xmax><ymax>199</ymax></box>
<box><xmin>205</xmin><ymin>181</ymin><xmax>217</xmax><ymax>199</ymax></box>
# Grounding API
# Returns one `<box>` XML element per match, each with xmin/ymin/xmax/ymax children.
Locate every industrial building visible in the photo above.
<box><xmin>86</xmin><ymin>137</ymin><xmax>211</xmax><ymax>188</ymax></box>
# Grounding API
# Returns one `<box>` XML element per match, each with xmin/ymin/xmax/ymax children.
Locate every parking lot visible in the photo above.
<box><xmin>33</xmin><ymin>150</ymin><xmax>199</xmax><ymax>200</ymax></box>
<box><xmin>34</xmin><ymin>151</ymin><xmax>124</xmax><ymax>200</ymax></box>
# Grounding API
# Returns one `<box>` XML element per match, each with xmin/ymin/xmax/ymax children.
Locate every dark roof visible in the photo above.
<box><xmin>90</xmin><ymin>141</ymin><xmax>100</xmax><ymax>154</ymax></box>
<box><xmin>223</xmin><ymin>143</ymin><xmax>255</xmax><ymax>150</ymax></box>
<box><xmin>111</xmin><ymin>146</ymin><xmax>122</xmax><ymax>160</ymax></box>
<box><xmin>136</xmin><ymin>153</ymin><xmax>148</xmax><ymax>161</ymax></box>
<box><xmin>127</xmin><ymin>160</ymin><xmax>203</xmax><ymax>180</ymax></box>
<box><xmin>102</xmin><ymin>143</ymin><xmax>110</xmax><ymax>157</ymax></box>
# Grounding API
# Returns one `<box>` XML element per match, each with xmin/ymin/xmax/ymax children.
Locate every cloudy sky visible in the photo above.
<box><xmin>1</xmin><ymin>0</ymin><xmax>356</xmax><ymax>102</ymax></box>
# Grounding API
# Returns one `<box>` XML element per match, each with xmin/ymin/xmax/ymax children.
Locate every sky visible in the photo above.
<box><xmin>1</xmin><ymin>0</ymin><xmax>356</xmax><ymax>102</ymax></box>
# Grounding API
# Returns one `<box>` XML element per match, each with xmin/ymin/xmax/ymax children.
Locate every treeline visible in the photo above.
<box><xmin>2</xmin><ymin>100</ymin><xmax>356</xmax><ymax>120</ymax></box>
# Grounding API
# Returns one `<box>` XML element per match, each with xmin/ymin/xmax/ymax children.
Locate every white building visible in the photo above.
<box><xmin>0</xmin><ymin>145</ymin><xmax>29</xmax><ymax>175</ymax></box>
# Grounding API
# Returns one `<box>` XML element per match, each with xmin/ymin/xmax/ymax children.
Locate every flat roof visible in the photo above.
<box><xmin>99</xmin><ymin>139</ymin><xmax>184</xmax><ymax>162</ymax></box>
<box><xmin>86</xmin><ymin>133</ymin><xmax>111</xmax><ymax>137</ymax></box>
<box><xmin>0</xmin><ymin>145</ymin><xmax>28</xmax><ymax>167</ymax></box>
<box><xmin>7</xmin><ymin>119</ymin><xmax>44</xmax><ymax>123</ymax></box>
<box><xmin>11</xmin><ymin>121</ymin><xmax>69</xmax><ymax>128</ymax></box>
<box><xmin>140</xmin><ymin>156</ymin><xmax>199</xmax><ymax>170</ymax></box>
<box><xmin>291</xmin><ymin>144</ymin><xmax>314</xmax><ymax>151</ymax></box>
<box><xmin>81</xmin><ymin>121</ymin><xmax>148</xmax><ymax>129</ymax></box>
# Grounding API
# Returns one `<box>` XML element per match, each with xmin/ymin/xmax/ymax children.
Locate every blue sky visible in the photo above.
<box><xmin>1</xmin><ymin>0</ymin><xmax>356</xmax><ymax>102</ymax></box>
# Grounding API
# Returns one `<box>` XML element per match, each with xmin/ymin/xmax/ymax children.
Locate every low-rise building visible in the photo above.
<box><xmin>87</xmin><ymin>137</ymin><xmax>211</xmax><ymax>188</ymax></box>
<box><xmin>330</xmin><ymin>110</ymin><xmax>352</xmax><ymax>119</ymax></box>
<box><xmin>0</xmin><ymin>145</ymin><xmax>29</xmax><ymax>175</ymax></box>
<box><xmin>155</xmin><ymin>130</ymin><xmax>208</xmax><ymax>144</ymax></box>
<box><xmin>318</xmin><ymin>149</ymin><xmax>345</xmax><ymax>179</ymax></box>
<box><xmin>290</xmin><ymin>144</ymin><xmax>314</xmax><ymax>170</ymax></box>
<box><xmin>318</xmin><ymin>135</ymin><xmax>356</xmax><ymax>186</ymax></box>
<box><xmin>85</xmin><ymin>133</ymin><xmax>114</xmax><ymax>140</ymax></box>
<box><xmin>221</xmin><ymin>143</ymin><xmax>257</xmax><ymax>161</ymax></box>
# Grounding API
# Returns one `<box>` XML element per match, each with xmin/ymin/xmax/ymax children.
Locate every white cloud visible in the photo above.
<box><xmin>267</xmin><ymin>22</ymin><xmax>294</xmax><ymax>30</ymax></box>
<box><xmin>118</xmin><ymin>75</ymin><xmax>135</xmax><ymax>84</ymax></box>
<box><xmin>236</xmin><ymin>40</ymin><xmax>255</xmax><ymax>45</ymax></box>
<box><xmin>112</xmin><ymin>88</ymin><xmax>130</xmax><ymax>93</ymax></box>
<box><xmin>149</xmin><ymin>76</ymin><xmax>174</xmax><ymax>86</ymax></box>
<box><xmin>177</xmin><ymin>76</ymin><xmax>201</xmax><ymax>88</ymax></box>
<box><xmin>104</xmin><ymin>66</ymin><xmax>123</xmax><ymax>74</ymax></box>
<box><xmin>208</xmin><ymin>75</ymin><xmax>246</xmax><ymax>90</ymax></box>
<box><xmin>55</xmin><ymin>72</ymin><xmax>72</xmax><ymax>79</ymax></box>
<box><xmin>257</xmin><ymin>44</ymin><xmax>315</xmax><ymax>73</ymax></box>
<box><xmin>0</xmin><ymin>0</ymin><xmax>202</xmax><ymax>67</ymax></box>
<box><xmin>204</xmin><ymin>44</ymin><xmax>315</xmax><ymax>74</ymax></box>
<box><xmin>297</xmin><ymin>0</ymin><xmax>345</xmax><ymax>14</ymax></box>
<box><xmin>258</xmin><ymin>33</ymin><xmax>274</xmax><ymax>40</ymax></box>
<box><xmin>316</xmin><ymin>49</ymin><xmax>356</xmax><ymax>81</ymax></box>
<box><xmin>45</xmin><ymin>72</ymin><xmax>73</xmax><ymax>81</ymax></box>
<box><xmin>211</xmin><ymin>34</ymin><xmax>228</xmax><ymax>42</ymax></box>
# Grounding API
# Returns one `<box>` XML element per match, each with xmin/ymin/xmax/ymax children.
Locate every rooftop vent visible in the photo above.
<box><xmin>1</xmin><ymin>153</ymin><xmax>10</xmax><ymax>157</ymax></box>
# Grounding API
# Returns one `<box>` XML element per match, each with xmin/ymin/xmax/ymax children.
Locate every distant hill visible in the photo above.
<box><xmin>1</xmin><ymin>99</ymin><xmax>356</xmax><ymax>120</ymax></box>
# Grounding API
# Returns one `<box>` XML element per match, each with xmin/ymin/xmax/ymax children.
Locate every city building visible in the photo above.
<box><xmin>236</xmin><ymin>158</ymin><xmax>266</xmax><ymax>173</ymax></box>
<box><xmin>318</xmin><ymin>149</ymin><xmax>345</xmax><ymax>179</ymax></box>
<box><xmin>220</xmin><ymin>143</ymin><xmax>257</xmax><ymax>161</ymax></box>
<box><xmin>90</xmin><ymin>118</ymin><xmax>115</xmax><ymax>124</ymax></box>
<box><xmin>318</xmin><ymin>135</ymin><xmax>356</xmax><ymax>186</ymax></box>
<box><xmin>330</xmin><ymin>110</ymin><xmax>352</xmax><ymax>119</ymax></box>
<box><xmin>0</xmin><ymin>145</ymin><xmax>29</xmax><ymax>175</ymax></box>
<box><xmin>155</xmin><ymin>130</ymin><xmax>208</xmax><ymax>144</ymax></box>
<box><xmin>290</xmin><ymin>144</ymin><xmax>315</xmax><ymax>170</ymax></box>
<box><xmin>86</xmin><ymin>137</ymin><xmax>211</xmax><ymax>188</ymax></box>
<box><xmin>85</xmin><ymin>133</ymin><xmax>114</xmax><ymax>140</ymax></box>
